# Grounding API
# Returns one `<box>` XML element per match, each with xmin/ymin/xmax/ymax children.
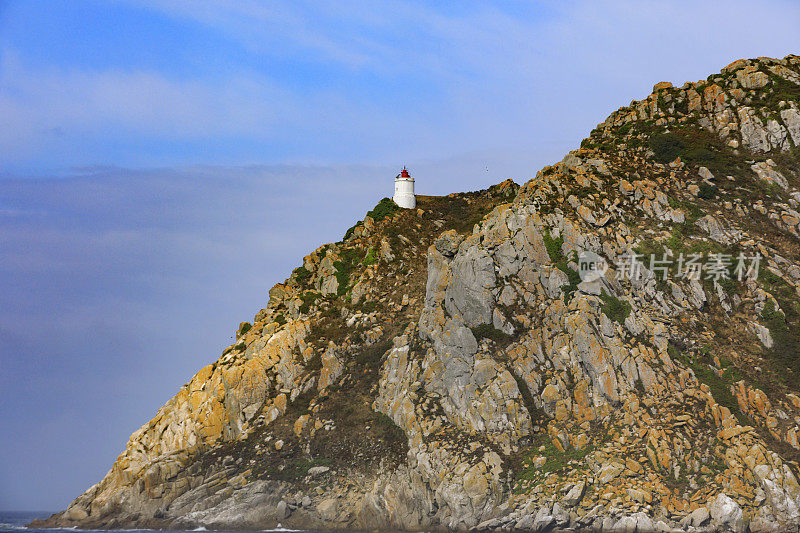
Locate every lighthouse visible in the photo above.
<box><xmin>393</xmin><ymin>167</ymin><xmax>416</xmax><ymax>209</ymax></box>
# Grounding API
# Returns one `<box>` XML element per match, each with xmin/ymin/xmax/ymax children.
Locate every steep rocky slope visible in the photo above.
<box><xmin>35</xmin><ymin>54</ymin><xmax>800</xmax><ymax>532</ymax></box>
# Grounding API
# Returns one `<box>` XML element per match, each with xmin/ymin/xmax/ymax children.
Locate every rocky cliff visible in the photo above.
<box><xmin>34</xmin><ymin>54</ymin><xmax>800</xmax><ymax>532</ymax></box>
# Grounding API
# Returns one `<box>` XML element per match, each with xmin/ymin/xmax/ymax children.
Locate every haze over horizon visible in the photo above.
<box><xmin>1</xmin><ymin>0</ymin><xmax>799</xmax><ymax>511</ymax></box>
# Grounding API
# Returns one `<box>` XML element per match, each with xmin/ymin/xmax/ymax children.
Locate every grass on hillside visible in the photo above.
<box><xmin>542</xmin><ymin>230</ymin><xmax>581</xmax><ymax>301</ymax></box>
<box><xmin>600</xmin><ymin>293</ymin><xmax>631</xmax><ymax>324</ymax></box>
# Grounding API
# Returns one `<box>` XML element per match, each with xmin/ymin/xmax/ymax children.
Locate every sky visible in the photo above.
<box><xmin>0</xmin><ymin>0</ymin><xmax>799</xmax><ymax>512</ymax></box>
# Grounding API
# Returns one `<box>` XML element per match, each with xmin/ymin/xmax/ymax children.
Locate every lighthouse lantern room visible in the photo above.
<box><xmin>393</xmin><ymin>167</ymin><xmax>416</xmax><ymax>209</ymax></box>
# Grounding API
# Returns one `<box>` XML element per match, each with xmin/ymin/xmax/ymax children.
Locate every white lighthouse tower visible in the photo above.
<box><xmin>393</xmin><ymin>167</ymin><xmax>416</xmax><ymax>209</ymax></box>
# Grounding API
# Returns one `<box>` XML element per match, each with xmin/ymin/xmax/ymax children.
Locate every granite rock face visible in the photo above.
<box><xmin>35</xmin><ymin>54</ymin><xmax>800</xmax><ymax>532</ymax></box>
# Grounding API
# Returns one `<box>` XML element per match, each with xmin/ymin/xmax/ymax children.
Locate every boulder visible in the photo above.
<box><xmin>751</xmin><ymin>161</ymin><xmax>789</xmax><ymax>190</ymax></box>
<box><xmin>562</xmin><ymin>481</ymin><xmax>585</xmax><ymax>507</ymax></box>
<box><xmin>751</xmin><ymin>323</ymin><xmax>774</xmax><ymax>348</ymax></box>
<box><xmin>444</xmin><ymin>244</ymin><xmax>497</xmax><ymax>326</ymax></box>
<box><xmin>709</xmin><ymin>493</ymin><xmax>746</xmax><ymax>533</ymax></box>
<box><xmin>633</xmin><ymin>512</ymin><xmax>655</xmax><ymax>533</ymax></box>
<box><xmin>779</xmin><ymin>106</ymin><xmax>800</xmax><ymax>146</ymax></box>
<box><xmin>66</xmin><ymin>505</ymin><xmax>89</xmax><ymax>521</ymax></box>
<box><xmin>531</xmin><ymin>505</ymin><xmax>555</xmax><ymax>531</ymax></box>
<box><xmin>681</xmin><ymin>506</ymin><xmax>710</xmax><ymax>528</ymax></box>
<box><xmin>307</xmin><ymin>466</ymin><xmax>330</xmax><ymax>477</ymax></box>
<box><xmin>611</xmin><ymin>515</ymin><xmax>637</xmax><ymax>533</ymax></box>
<box><xmin>434</xmin><ymin>229</ymin><xmax>464</xmax><ymax>257</ymax></box>
<box><xmin>695</xmin><ymin>214</ymin><xmax>741</xmax><ymax>245</ymax></box>
<box><xmin>317</xmin><ymin>498</ymin><xmax>338</xmax><ymax>521</ymax></box>
<box><xmin>551</xmin><ymin>501</ymin><xmax>570</xmax><ymax>526</ymax></box>
<box><xmin>737</xmin><ymin>66</ymin><xmax>770</xmax><ymax>89</ymax></box>
<box><xmin>699</xmin><ymin>166</ymin><xmax>715</xmax><ymax>182</ymax></box>
<box><xmin>598</xmin><ymin>462</ymin><xmax>625</xmax><ymax>484</ymax></box>
<box><xmin>276</xmin><ymin>500</ymin><xmax>291</xmax><ymax>520</ymax></box>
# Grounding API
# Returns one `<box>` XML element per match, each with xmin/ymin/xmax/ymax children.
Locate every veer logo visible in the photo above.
<box><xmin>578</xmin><ymin>251</ymin><xmax>609</xmax><ymax>282</ymax></box>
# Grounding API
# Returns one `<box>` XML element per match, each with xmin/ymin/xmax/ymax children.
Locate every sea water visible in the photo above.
<box><xmin>0</xmin><ymin>511</ymin><xmax>328</xmax><ymax>533</ymax></box>
<box><xmin>0</xmin><ymin>512</ymin><xmax>49</xmax><ymax>532</ymax></box>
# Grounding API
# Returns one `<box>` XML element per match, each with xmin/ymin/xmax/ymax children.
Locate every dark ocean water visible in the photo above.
<box><xmin>0</xmin><ymin>511</ymin><xmax>317</xmax><ymax>533</ymax></box>
<box><xmin>0</xmin><ymin>512</ymin><xmax>49</xmax><ymax>532</ymax></box>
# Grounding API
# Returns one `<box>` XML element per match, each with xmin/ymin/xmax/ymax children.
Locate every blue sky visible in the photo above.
<box><xmin>1</xmin><ymin>0</ymin><xmax>799</xmax><ymax>512</ymax></box>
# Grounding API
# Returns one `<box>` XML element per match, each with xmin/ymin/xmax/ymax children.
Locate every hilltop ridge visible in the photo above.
<box><xmin>34</xmin><ymin>54</ymin><xmax>800</xmax><ymax>532</ymax></box>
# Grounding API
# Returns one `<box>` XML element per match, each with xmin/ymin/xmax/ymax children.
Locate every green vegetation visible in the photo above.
<box><xmin>333</xmin><ymin>248</ymin><xmax>361</xmax><ymax>296</ymax></box>
<box><xmin>686</xmin><ymin>238</ymin><xmax>729</xmax><ymax>257</ymax></box>
<box><xmin>718</xmin><ymin>277</ymin><xmax>736</xmax><ymax>295</ymax></box>
<box><xmin>758</xmin><ymin>268</ymin><xmax>800</xmax><ymax>387</ymax></box>
<box><xmin>761</xmin><ymin>299</ymin><xmax>786</xmax><ymax>327</ymax></box>
<box><xmin>371</xmin><ymin>412</ymin><xmax>406</xmax><ymax>444</ymax></box>
<box><xmin>632</xmin><ymin>239</ymin><xmax>672</xmax><ymax>290</ymax></box>
<box><xmin>684</xmin><ymin>146</ymin><xmax>715</xmax><ymax>165</ymax></box>
<box><xmin>506</xmin><ymin>368</ymin><xmax>544</xmax><ymax>426</ymax></box>
<box><xmin>470</xmin><ymin>323</ymin><xmax>512</xmax><ymax>345</ymax></box>
<box><xmin>616</xmin><ymin>123</ymin><xmax>633</xmax><ymax>136</ymax></box>
<box><xmin>274</xmin><ymin>314</ymin><xmax>287</xmax><ymax>326</ymax></box>
<box><xmin>665</xmin><ymin>226</ymin><xmax>685</xmax><ymax>253</ymax></box>
<box><xmin>644</xmin><ymin>125</ymin><xmax>742</xmax><ymax>176</ymax></box>
<box><xmin>367</xmin><ymin>197</ymin><xmax>399</xmax><ymax>222</ymax></box>
<box><xmin>362</xmin><ymin>246</ymin><xmax>377</xmax><ymax>266</ymax></box>
<box><xmin>355</xmin><ymin>337</ymin><xmax>393</xmax><ymax>368</ymax></box>
<box><xmin>514</xmin><ymin>435</ymin><xmax>594</xmax><ymax>490</ymax></box>
<box><xmin>299</xmin><ymin>291</ymin><xmax>322</xmax><ymax>314</ymax></box>
<box><xmin>637</xmin><ymin>230</ymin><xmax>744</xmax><ymax>297</ymax></box>
<box><xmin>446</xmin><ymin>196</ymin><xmax>491</xmax><ymax>233</ymax></box>
<box><xmin>763</xmin><ymin>74</ymin><xmax>800</xmax><ymax>109</ymax></box>
<box><xmin>342</xmin><ymin>221</ymin><xmax>361</xmax><ymax>241</ymax></box>
<box><xmin>559</xmin><ymin>262</ymin><xmax>582</xmax><ymax>298</ymax></box>
<box><xmin>649</xmin><ymin>133</ymin><xmax>686</xmax><ymax>163</ymax></box>
<box><xmin>543</xmin><ymin>230</ymin><xmax>565</xmax><ymax>262</ymax></box>
<box><xmin>697</xmin><ymin>183</ymin><xmax>718</xmax><ymax>199</ymax></box>
<box><xmin>760</xmin><ymin>268</ymin><xmax>785</xmax><ymax>289</ymax></box>
<box><xmin>572</xmin><ymin>185</ymin><xmax>596</xmax><ymax>198</ymax></box>
<box><xmin>668</xmin><ymin>196</ymin><xmax>705</xmax><ymax>225</ymax></box>
<box><xmin>673</xmin><ymin>95</ymin><xmax>690</xmax><ymax>116</ymax></box>
<box><xmin>633</xmin><ymin>238</ymin><xmax>666</xmax><ymax>261</ymax></box>
<box><xmin>274</xmin><ymin>457</ymin><xmax>333</xmax><ymax>481</ymax></box>
<box><xmin>668</xmin><ymin>342</ymin><xmax>746</xmax><ymax>422</ymax></box>
<box><xmin>340</xmin><ymin>197</ymin><xmax>399</xmax><ymax>241</ymax></box>
<box><xmin>600</xmin><ymin>293</ymin><xmax>632</xmax><ymax>324</ymax></box>
<box><xmin>543</xmin><ymin>230</ymin><xmax>581</xmax><ymax>300</ymax></box>
<box><xmin>238</xmin><ymin>322</ymin><xmax>252</xmax><ymax>335</ymax></box>
<box><xmin>487</xmin><ymin>180</ymin><xmax>519</xmax><ymax>199</ymax></box>
<box><xmin>580</xmin><ymin>137</ymin><xmax>617</xmax><ymax>152</ymax></box>
<box><xmin>354</xmin><ymin>299</ymin><xmax>380</xmax><ymax>314</ymax></box>
<box><xmin>760</xmin><ymin>298</ymin><xmax>800</xmax><ymax>383</ymax></box>
<box><xmin>293</xmin><ymin>266</ymin><xmax>311</xmax><ymax>284</ymax></box>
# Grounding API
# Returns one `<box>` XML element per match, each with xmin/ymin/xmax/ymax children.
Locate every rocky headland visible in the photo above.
<box><xmin>32</xmin><ymin>54</ymin><xmax>800</xmax><ymax>532</ymax></box>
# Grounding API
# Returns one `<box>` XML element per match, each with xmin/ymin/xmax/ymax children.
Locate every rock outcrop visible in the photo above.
<box><xmin>34</xmin><ymin>55</ymin><xmax>800</xmax><ymax>532</ymax></box>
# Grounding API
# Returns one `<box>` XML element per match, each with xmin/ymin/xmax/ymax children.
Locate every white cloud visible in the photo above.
<box><xmin>123</xmin><ymin>0</ymin><xmax>800</xmax><ymax>146</ymax></box>
<box><xmin>2</xmin><ymin>0</ymin><xmax>798</xmax><ymax>168</ymax></box>
<box><xmin>0</xmin><ymin>47</ymin><xmax>449</xmax><ymax>166</ymax></box>
<box><xmin>0</xmin><ymin>50</ymin><xmax>292</xmax><ymax>156</ymax></box>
